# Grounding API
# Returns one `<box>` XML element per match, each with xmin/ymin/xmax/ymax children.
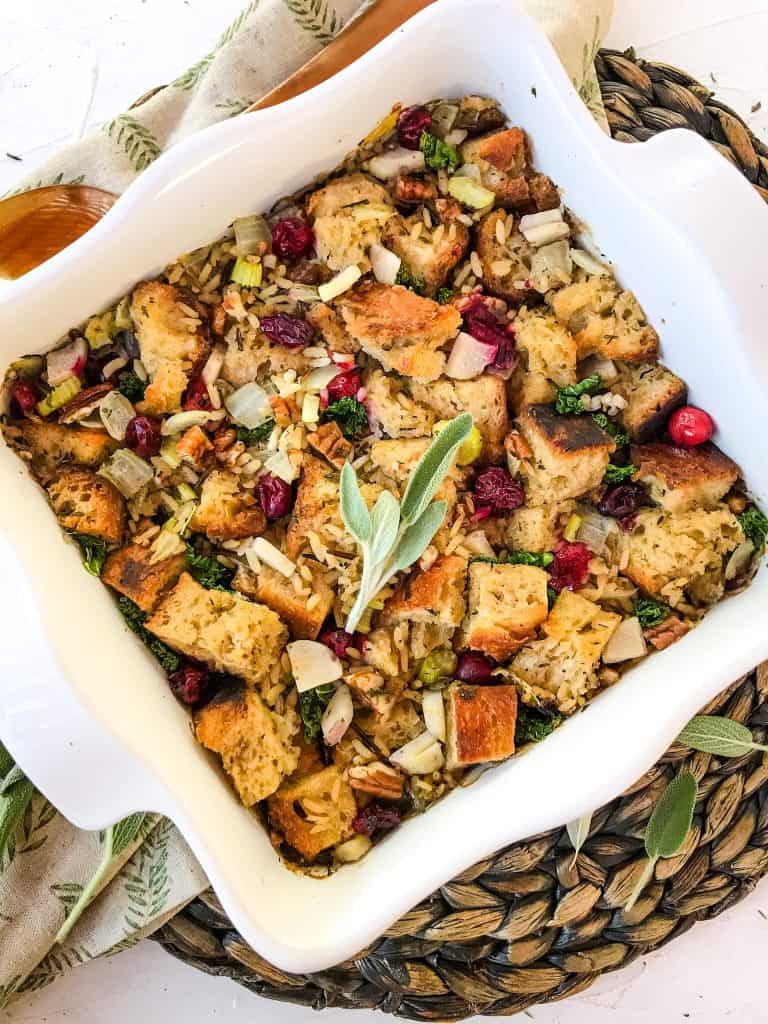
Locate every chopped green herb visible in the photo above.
<box><xmin>436</xmin><ymin>287</ymin><xmax>453</xmax><ymax>305</ymax></box>
<box><xmin>554</xmin><ymin>374</ymin><xmax>602</xmax><ymax>415</ymax></box>
<box><xmin>323</xmin><ymin>396</ymin><xmax>369</xmax><ymax>439</ymax></box>
<box><xmin>739</xmin><ymin>504</ymin><xmax>768</xmax><ymax>549</ymax></box>
<box><xmin>298</xmin><ymin>683</ymin><xmax>335</xmax><ymax>741</ymax></box>
<box><xmin>471</xmin><ymin>549</ymin><xmax>554</xmax><ymax>569</ymax></box>
<box><xmin>604</xmin><ymin>463</ymin><xmax>637</xmax><ymax>485</ymax></box>
<box><xmin>592</xmin><ymin>412</ymin><xmax>628</xmax><ymax>448</ymax></box>
<box><xmin>185</xmin><ymin>543</ymin><xmax>234</xmax><ymax>591</ymax></box>
<box><xmin>117</xmin><ymin>596</ymin><xmax>181</xmax><ymax>674</ymax></box>
<box><xmin>236</xmin><ymin>418</ymin><xmax>276</xmax><ymax>446</ymax></box>
<box><xmin>117</xmin><ymin>371</ymin><xmax>147</xmax><ymax>403</ymax></box>
<box><xmin>395</xmin><ymin>263</ymin><xmax>426</xmax><ymax>295</ymax></box>
<box><xmin>419</xmin><ymin>131</ymin><xmax>460</xmax><ymax>172</ymax></box>
<box><xmin>515</xmin><ymin>705</ymin><xmax>562</xmax><ymax>745</ymax></box>
<box><xmin>547</xmin><ymin>585</ymin><xmax>558</xmax><ymax>609</ymax></box>
<box><xmin>633</xmin><ymin>596</ymin><xmax>671</xmax><ymax>629</ymax></box>
<box><xmin>73</xmin><ymin>534</ymin><xmax>109</xmax><ymax>576</ymax></box>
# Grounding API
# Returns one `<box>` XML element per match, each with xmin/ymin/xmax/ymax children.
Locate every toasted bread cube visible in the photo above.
<box><xmin>130</xmin><ymin>281</ymin><xmax>209</xmax><ymax>378</ymax></box>
<box><xmin>632</xmin><ymin>441</ymin><xmax>739</xmax><ymax>513</ymax></box>
<box><xmin>136</xmin><ymin>360</ymin><xmax>190</xmax><ymax>417</ymax></box>
<box><xmin>286</xmin><ymin>455</ymin><xmax>341</xmax><ymax>560</ymax></box>
<box><xmin>47</xmin><ymin>468</ymin><xmax>125</xmax><ymax>545</ymax></box>
<box><xmin>267</xmin><ymin>765</ymin><xmax>356</xmax><ymax>861</ymax></box>
<box><xmin>408</xmin><ymin>375</ymin><xmax>510</xmax><ymax>461</ymax></box>
<box><xmin>365</xmin><ymin>369</ymin><xmax>434</xmax><ymax>439</ymax></box>
<box><xmin>501</xmin><ymin>500</ymin><xmax>576</xmax><ymax>553</ymax></box>
<box><xmin>517</xmin><ymin>404</ymin><xmax>615</xmax><ymax>504</ymax></box>
<box><xmin>305</xmin><ymin>302</ymin><xmax>359</xmax><ymax>355</ymax></box>
<box><xmin>528</xmin><ymin>173</ymin><xmax>560</xmax><ymax>212</ymax></box>
<box><xmin>4</xmin><ymin>421</ymin><xmax>118</xmax><ymax>477</ymax></box>
<box><xmin>614</xmin><ymin>362</ymin><xmax>687</xmax><ymax>443</ymax></box>
<box><xmin>221</xmin><ymin>329</ymin><xmax>309</xmax><ymax>388</ymax></box>
<box><xmin>514</xmin><ymin>308</ymin><xmax>578</xmax><ymax>388</ymax></box>
<box><xmin>344</xmin><ymin>668</ymin><xmax>397</xmax><ymax>719</ymax></box>
<box><xmin>461</xmin><ymin>128</ymin><xmax>532</xmax><ymax>209</ymax></box>
<box><xmin>254</xmin><ymin>561</ymin><xmax>333</xmax><ymax>640</ymax></box>
<box><xmin>102</xmin><ymin>541</ymin><xmax>186</xmax><ymax>611</ymax></box>
<box><xmin>445</xmin><ymin>683</ymin><xmax>518</xmax><ymax>769</ymax></box>
<box><xmin>358</xmin><ymin>697</ymin><xmax>423</xmax><ymax>756</ymax></box>
<box><xmin>551</xmin><ymin>277</ymin><xmax>658</xmax><ymax>363</ymax></box>
<box><xmin>335</xmin><ymin>283</ymin><xmax>460</xmax><ymax>382</ymax></box>
<box><xmin>625</xmin><ymin>508</ymin><xmax>743</xmax><ymax>605</ymax></box>
<box><xmin>362</xmin><ymin>627</ymin><xmax>401</xmax><ymax>678</ymax></box>
<box><xmin>382</xmin><ymin>212</ymin><xmax>469</xmax><ymax>294</ymax></box>
<box><xmin>307</xmin><ymin>173</ymin><xmax>394</xmax><ymax>272</ymax></box>
<box><xmin>190</xmin><ymin>470</ymin><xmax>266</xmax><ymax>542</ymax></box>
<box><xmin>306</xmin><ymin>172</ymin><xmax>392</xmax><ymax>219</ymax></box>
<box><xmin>383</xmin><ymin>555</ymin><xmax>467</xmax><ymax>629</ymax></box>
<box><xmin>146</xmin><ymin>573</ymin><xmax>288</xmax><ymax>689</ymax></box>
<box><xmin>513</xmin><ymin>638</ymin><xmax>600</xmax><ymax>715</ymax></box>
<box><xmin>475</xmin><ymin>209</ymin><xmax>536</xmax><ymax>305</ymax></box>
<box><xmin>507</xmin><ymin>367</ymin><xmax>556</xmax><ymax>412</ymax></box>
<box><xmin>463</xmin><ymin>562</ymin><xmax>549</xmax><ymax>660</ymax></box>
<box><xmin>543</xmin><ymin>590</ymin><xmax>621</xmax><ymax>665</ymax></box>
<box><xmin>195</xmin><ymin>686</ymin><xmax>299</xmax><ymax>806</ymax></box>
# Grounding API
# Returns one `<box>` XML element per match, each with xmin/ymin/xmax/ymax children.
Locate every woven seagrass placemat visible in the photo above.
<box><xmin>153</xmin><ymin>50</ymin><xmax>768</xmax><ymax>1019</ymax></box>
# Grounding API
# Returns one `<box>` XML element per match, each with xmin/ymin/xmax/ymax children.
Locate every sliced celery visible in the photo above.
<box><xmin>37</xmin><ymin>377</ymin><xmax>81</xmax><ymax>417</ymax></box>
<box><xmin>231</xmin><ymin>256</ymin><xmax>263</xmax><ymax>288</ymax></box>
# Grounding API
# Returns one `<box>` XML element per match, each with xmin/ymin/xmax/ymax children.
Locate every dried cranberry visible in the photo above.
<box><xmin>548</xmin><ymin>540</ymin><xmax>591</xmax><ymax>592</ymax></box>
<box><xmin>168</xmin><ymin>663</ymin><xmax>210</xmax><ymax>707</ymax></box>
<box><xmin>352</xmin><ymin>802</ymin><xmax>402</xmax><ymax>836</ymax></box>
<box><xmin>473</xmin><ymin>467</ymin><xmax>525</xmax><ymax>514</ymax></box>
<box><xmin>257</xmin><ymin>472</ymin><xmax>293</xmax><ymax>520</ymax></box>
<box><xmin>11</xmin><ymin>380</ymin><xmax>39</xmax><ymax>415</ymax></box>
<box><xmin>183</xmin><ymin>374</ymin><xmax>213</xmax><ymax>412</ymax></box>
<box><xmin>125</xmin><ymin>415</ymin><xmax>162</xmax><ymax>458</ymax></box>
<box><xmin>462</xmin><ymin>295</ymin><xmax>516</xmax><ymax>370</ymax></box>
<box><xmin>320</xmin><ymin>629</ymin><xmax>361</xmax><ymax>659</ymax></box>
<box><xmin>327</xmin><ymin>370</ymin><xmax>362</xmax><ymax>402</ymax></box>
<box><xmin>397</xmin><ymin>105</ymin><xmax>432</xmax><ymax>149</ymax></box>
<box><xmin>668</xmin><ymin>406</ymin><xmax>714</xmax><ymax>447</ymax></box>
<box><xmin>456</xmin><ymin>652</ymin><xmax>494</xmax><ymax>685</ymax></box>
<box><xmin>260</xmin><ymin>313</ymin><xmax>314</xmax><ymax>349</ymax></box>
<box><xmin>598</xmin><ymin>482</ymin><xmax>647</xmax><ymax>522</ymax></box>
<box><xmin>271</xmin><ymin>217</ymin><xmax>315</xmax><ymax>261</ymax></box>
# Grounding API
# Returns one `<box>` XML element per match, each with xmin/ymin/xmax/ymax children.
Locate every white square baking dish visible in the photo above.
<box><xmin>1</xmin><ymin>0</ymin><xmax>767</xmax><ymax>973</ymax></box>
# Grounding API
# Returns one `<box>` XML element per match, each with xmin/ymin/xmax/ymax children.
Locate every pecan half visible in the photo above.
<box><xmin>395</xmin><ymin>174</ymin><xmax>437</xmax><ymax>204</ymax></box>
<box><xmin>348</xmin><ymin>761</ymin><xmax>404</xmax><ymax>800</ymax></box>
<box><xmin>58</xmin><ymin>383</ymin><xmax>114</xmax><ymax>424</ymax></box>
<box><xmin>644</xmin><ymin>615</ymin><xmax>690</xmax><ymax>651</ymax></box>
<box><xmin>307</xmin><ymin>421</ymin><xmax>353</xmax><ymax>469</ymax></box>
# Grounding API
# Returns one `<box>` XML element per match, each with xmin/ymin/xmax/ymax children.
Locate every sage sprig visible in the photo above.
<box><xmin>341</xmin><ymin>413</ymin><xmax>473</xmax><ymax>633</ymax></box>
<box><xmin>677</xmin><ymin>715</ymin><xmax>768</xmax><ymax>757</ymax></box>
<box><xmin>56</xmin><ymin>812</ymin><xmax>148</xmax><ymax>944</ymax></box>
<box><xmin>624</xmin><ymin>770</ymin><xmax>697</xmax><ymax>911</ymax></box>
<box><xmin>0</xmin><ymin>744</ymin><xmax>34</xmax><ymax>864</ymax></box>
<box><xmin>566</xmin><ymin>811</ymin><xmax>593</xmax><ymax>869</ymax></box>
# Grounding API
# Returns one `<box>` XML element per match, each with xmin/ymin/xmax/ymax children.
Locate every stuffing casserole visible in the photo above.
<box><xmin>3</xmin><ymin>95</ymin><xmax>766</xmax><ymax>873</ymax></box>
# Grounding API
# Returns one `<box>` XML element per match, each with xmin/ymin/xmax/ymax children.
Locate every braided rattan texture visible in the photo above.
<box><xmin>154</xmin><ymin>50</ymin><xmax>768</xmax><ymax>1018</ymax></box>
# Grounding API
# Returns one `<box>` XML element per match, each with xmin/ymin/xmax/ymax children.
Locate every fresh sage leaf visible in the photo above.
<box><xmin>625</xmin><ymin>769</ymin><xmax>697</xmax><ymax>911</ymax></box>
<box><xmin>0</xmin><ymin>773</ymin><xmax>34</xmax><ymax>864</ymax></box>
<box><xmin>677</xmin><ymin>715</ymin><xmax>768</xmax><ymax>757</ymax></box>
<box><xmin>566</xmin><ymin>811</ymin><xmax>593</xmax><ymax>869</ymax></box>
<box><xmin>339</xmin><ymin>462</ymin><xmax>372</xmax><ymax>543</ymax></box>
<box><xmin>369</xmin><ymin>490</ymin><xmax>401</xmax><ymax>567</ymax></box>
<box><xmin>400</xmin><ymin>413</ymin><xmax>472</xmax><ymax>524</ymax></box>
<box><xmin>391</xmin><ymin>501</ymin><xmax>448</xmax><ymax>574</ymax></box>
<box><xmin>0</xmin><ymin>764</ymin><xmax>26</xmax><ymax>796</ymax></box>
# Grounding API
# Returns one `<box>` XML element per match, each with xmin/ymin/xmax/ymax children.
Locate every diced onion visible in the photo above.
<box><xmin>369</xmin><ymin>242</ymin><xmax>402</xmax><ymax>285</ymax></box>
<box><xmin>263</xmin><ymin>448</ymin><xmax>299</xmax><ymax>484</ymax></box>
<box><xmin>521</xmin><ymin>221</ymin><xmax>570</xmax><ymax>247</ymax></box>
<box><xmin>335</xmin><ymin>834</ymin><xmax>372</xmax><ymax>863</ymax></box>
<box><xmin>422</xmin><ymin>691</ymin><xmax>446</xmax><ymax>742</ymax></box>
<box><xmin>303</xmin><ymin>364</ymin><xmax>342</xmax><ymax>392</ymax></box>
<box><xmin>445</xmin><ymin>331</ymin><xmax>497</xmax><ymax>380</ymax></box>
<box><xmin>603</xmin><ymin>617</ymin><xmax>647</xmax><ymax>664</ymax></box>
<box><xmin>46</xmin><ymin>338</ymin><xmax>88</xmax><ymax>386</ymax></box>
<box><xmin>321</xmin><ymin>684</ymin><xmax>354</xmax><ymax>746</ymax></box>
<box><xmin>577</xmin><ymin>511</ymin><xmax>616</xmax><ymax>555</ymax></box>
<box><xmin>519</xmin><ymin>209</ymin><xmax>564</xmax><ymax>232</ymax></box>
<box><xmin>287</xmin><ymin>640</ymin><xmax>343</xmax><ymax>693</ymax></box>
<box><xmin>301</xmin><ymin>393</ymin><xmax>320</xmax><ymax>424</ymax></box>
<box><xmin>444</xmin><ymin>128</ymin><xmax>468</xmax><ymax>147</ymax></box>
<box><xmin>463</xmin><ymin>530</ymin><xmax>495</xmax><ymax>557</ymax></box>
<box><xmin>98</xmin><ymin>449</ymin><xmax>153</xmax><ymax>498</ymax></box>
<box><xmin>529</xmin><ymin>240</ymin><xmax>572</xmax><ymax>292</ymax></box>
<box><xmin>99</xmin><ymin>390</ymin><xmax>135</xmax><ymax>440</ymax></box>
<box><xmin>225</xmin><ymin>382</ymin><xmax>272</xmax><ymax>428</ymax></box>
<box><xmin>570</xmin><ymin>248</ymin><xmax>611</xmax><ymax>277</ymax></box>
<box><xmin>318</xmin><ymin>265</ymin><xmax>362</xmax><ymax>302</ymax></box>
<box><xmin>102</xmin><ymin>356</ymin><xmax>128</xmax><ymax>379</ymax></box>
<box><xmin>161</xmin><ymin>410</ymin><xmax>212</xmax><ymax>436</ymax></box>
<box><xmin>367</xmin><ymin>147</ymin><xmax>426</xmax><ymax>180</ymax></box>
<box><xmin>455</xmin><ymin>162</ymin><xmax>481</xmax><ymax>182</ymax></box>
<box><xmin>725</xmin><ymin>540</ymin><xmax>755</xmax><ymax>581</ymax></box>
<box><xmin>390</xmin><ymin>731</ymin><xmax>444</xmax><ymax>775</ymax></box>
<box><xmin>579</xmin><ymin>354</ymin><xmax>618</xmax><ymax>384</ymax></box>
<box><xmin>247</xmin><ymin>536</ymin><xmax>296</xmax><ymax>577</ymax></box>
<box><xmin>234</xmin><ymin>214</ymin><xmax>271</xmax><ymax>256</ymax></box>
<box><xmin>431</xmin><ymin>102</ymin><xmax>459</xmax><ymax>137</ymax></box>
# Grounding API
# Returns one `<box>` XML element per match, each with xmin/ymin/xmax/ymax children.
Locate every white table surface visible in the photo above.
<box><xmin>2</xmin><ymin>0</ymin><xmax>768</xmax><ymax>1020</ymax></box>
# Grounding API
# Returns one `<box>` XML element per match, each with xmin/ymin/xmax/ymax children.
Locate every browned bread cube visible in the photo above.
<box><xmin>383</xmin><ymin>555</ymin><xmax>467</xmax><ymax>629</ymax></box>
<box><xmin>146</xmin><ymin>572</ymin><xmax>288</xmax><ymax>689</ymax></box>
<box><xmin>382</xmin><ymin>211</ymin><xmax>469</xmax><ymax>295</ymax></box>
<box><xmin>344</xmin><ymin>668</ymin><xmax>397</xmax><ymax>719</ymax></box>
<box><xmin>102</xmin><ymin>541</ymin><xmax>187</xmax><ymax>611</ymax></box>
<box><xmin>306</xmin><ymin>173</ymin><xmax>394</xmax><ymax>272</ymax></box>
<box><xmin>136</xmin><ymin>360</ymin><xmax>189</xmax><ymax>417</ymax></box>
<box><xmin>285</xmin><ymin>455</ymin><xmax>342</xmax><ymax>560</ymax></box>
<box><xmin>47</xmin><ymin>468</ymin><xmax>125</xmax><ymax>545</ymax></box>
<box><xmin>267</xmin><ymin>765</ymin><xmax>356</xmax><ymax>861</ymax></box>
<box><xmin>631</xmin><ymin>441</ymin><xmax>739</xmax><ymax>513</ymax></box>
<box><xmin>462</xmin><ymin>562</ymin><xmax>549</xmax><ymax>660</ymax></box>
<box><xmin>543</xmin><ymin>590</ymin><xmax>621</xmax><ymax>664</ymax></box>
<box><xmin>130</xmin><ymin>281</ymin><xmax>209</xmax><ymax>379</ymax></box>
<box><xmin>4</xmin><ymin>421</ymin><xmax>118</xmax><ymax>478</ymax></box>
<box><xmin>614</xmin><ymin>362</ymin><xmax>687</xmax><ymax>442</ymax></box>
<box><xmin>335</xmin><ymin>283</ymin><xmax>461</xmax><ymax>382</ymax></box>
<box><xmin>445</xmin><ymin>683</ymin><xmax>518</xmax><ymax>769</ymax></box>
<box><xmin>461</xmin><ymin>128</ymin><xmax>532</xmax><ymax>209</ymax></box>
<box><xmin>475</xmin><ymin>209</ymin><xmax>536</xmax><ymax>305</ymax></box>
<box><xmin>254</xmin><ymin>560</ymin><xmax>333</xmax><ymax>640</ymax></box>
<box><xmin>195</xmin><ymin>685</ymin><xmax>299</xmax><ymax>806</ymax></box>
<box><xmin>551</xmin><ymin>278</ymin><xmax>659</xmax><ymax>363</ymax></box>
<box><xmin>513</xmin><ymin>308</ymin><xmax>578</xmax><ymax>388</ymax></box>
<box><xmin>500</xmin><ymin>500</ymin><xmax>575</xmax><ymax>553</ymax></box>
<box><xmin>364</xmin><ymin>370</ymin><xmax>435</xmax><ymax>439</ymax></box>
<box><xmin>190</xmin><ymin>469</ymin><xmax>266</xmax><ymax>542</ymax></box>
<box><xmin>408</xmin><ymin>375</ymin><xmax>510</xmax><ymax>462</ymax></box>
<box><xmin>517</xmin><ymin>404</ymin><xmax>615</xmax><ymax>504</ymax></box>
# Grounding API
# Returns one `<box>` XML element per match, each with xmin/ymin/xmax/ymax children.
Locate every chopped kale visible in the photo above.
<box><xmin>436</xmin><ymin>286</ymin><xmax>453</xmax><ymax>305</ymax></box>
<box><xmin>419</xmin><ymin>131</ymin><xmax>460</xmax><ymax>172</ymax></box>
<box><xmin>472</xmin><ymin>549</ymin><xmax>554</xmax><ymax>569</ymax></box>
<box><xmin>323</xmin><ymin>396</ymin><xmax>368</xmax><ymax>439</ymax></box>
<box><xmin>185</xmin><ymin>542</ymin><xmax>234</xmax><ymax>591</ymax></box>
<box><xmin>592</xmin><ymin>412</ymin><xmax>628</xmax><ymax>448</ymax></box>
<box><xmin>236</xmin><ymin>418</ymin><xmax>276</xmax><ymax>446</ymax></box>
<box><xmin>117</xmin><ymin>370</ymin><xmax>146</xmax><ymax>402</ymax></box>
<box><xmin>633</xmin><ymin>596</ymin><xmax>671</xmax><ymax>629</ymax></box>
<box><xmin>604</xmin><ymin>463</ymin><xmax>637</xmax><ymax>485</ymax></box>
<box><xmin>72</xmin><ymin>534</ymin><xmax>108</xmax><ymax>576</ymax></box>
<box><xmin>117</xmin><ymin>596</ymin><xmax>181</xmax><ymax>674</ymax></box>
<box><xmin>298</xmin><ymin>683</ymin><xmax>336</xmax><ymax>742</ymax></box>
<box><xmin>515</xmin><ymin>705</ymin><xmax>563</xmax><ymax>745</ymax></box>
<box><xmin>395</xmin><ymin>263</ymin><xmax>426</xmax><ymax>295</ymax></box>
<box><xmin>554</xmin><ymin>374</ymin><xmax>603</xmax><ymax>416</ymax></box>
<box><xmin>739</xmin><ymin>504</ymin><xmax>768</xmax><ymax>549</ymax></box>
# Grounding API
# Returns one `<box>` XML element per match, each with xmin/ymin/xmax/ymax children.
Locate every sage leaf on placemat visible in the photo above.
<box><xmin>625</xmin><ymin>770</ymin><xmax>697</xmax><ymax>911</ymax></box>
<box><xmin>677</xmin><ymin>715</ymin><xmax>768</xmax><ymax>757</ymax></box>
<box><xmin>56</xmin><ymin>813</ymin><xmax>148</xmax><ymax>944</ymax></box>
<box><xmin>566</xmin><ymin>811</ymin><xmax>593</xmax><ymax>868</ymax></box>
<box><xmin>0</xmin><ymin>746</ymin><xmax>35</xmax><ymax>864</ymax></box>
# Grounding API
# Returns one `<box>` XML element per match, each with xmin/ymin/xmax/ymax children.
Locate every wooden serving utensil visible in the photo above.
<box><xmin>0</xmin><ymin>0</ymin><xmax>433</xmax><ymax>280</ymax></box>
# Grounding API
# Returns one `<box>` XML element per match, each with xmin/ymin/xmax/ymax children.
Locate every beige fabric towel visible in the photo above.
<box><xmin>0</xmin><ymin>0</ymin><xmax>613</xmax><ymax>1005</ymax></box>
